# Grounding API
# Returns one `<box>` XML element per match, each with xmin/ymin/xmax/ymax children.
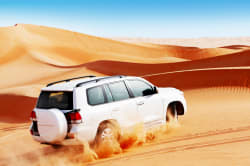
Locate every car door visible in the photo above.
<box><xmin>107</xmin><ymin>81</ymin><xmax>143</xmax><ymax>129</ymax></box>
<box><xmin>125</xmin><ymin>79</ymin><xmax>164</xmax><ymax>128</ymax></box>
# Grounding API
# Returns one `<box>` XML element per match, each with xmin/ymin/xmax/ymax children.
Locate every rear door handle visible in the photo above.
<box><xmin>137</xmin><ymin>101</ymin><xmax>144</xmax><ymax>106</ymax></box>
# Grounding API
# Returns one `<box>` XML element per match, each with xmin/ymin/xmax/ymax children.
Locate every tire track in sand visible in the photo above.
<box><xmin>0</xmin><ymin>125</ymin><xmax>29</xmax><ymax>132</ymax></box>
<box><xmin>1</xmin><ymin>125</ymin><xmax>250</xmax><ymax>164</ymax></box>
<box><xmin>88</xmin><ymin>125</ymin><xmax>250</xmax><ymax>165</ymax></box>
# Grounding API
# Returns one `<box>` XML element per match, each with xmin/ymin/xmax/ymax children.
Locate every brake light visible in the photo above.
<box><xmin>67</xmin><ymin>112</ymin><xmax>82</xmax><ymax>124</ymax></box>
<box><xmin>30</xmin><ymin>111</ymin><xmax>37</xmax><ymax>121</ymax></box>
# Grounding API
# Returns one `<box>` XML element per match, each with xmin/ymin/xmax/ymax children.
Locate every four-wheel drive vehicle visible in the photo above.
<box><xmin>30</xmin><ymin>75</ymin><xmax>187</xmax><ymax>144</ymax></box>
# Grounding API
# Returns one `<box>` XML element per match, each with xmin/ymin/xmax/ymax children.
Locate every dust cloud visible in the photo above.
<box><xmin>1</xmin><ymin>121</ymin><xmax>180</xmax><ymax>166</ymax></box>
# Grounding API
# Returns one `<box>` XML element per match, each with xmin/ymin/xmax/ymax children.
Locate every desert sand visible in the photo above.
<box><xmin>115</xmin><ymin>37</ymin><xmax>250</xmax><ymax>48</ymax></box>
<box><xmin>0</xmin><ymin>24</ymin><xmax>250</xmax><ymax>166</ymax></box>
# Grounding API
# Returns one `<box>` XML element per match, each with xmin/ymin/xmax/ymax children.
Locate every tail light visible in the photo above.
<box><xmin>30</xmin><ymin>111</ymin><xmax>37</xmax><ymax>121</ymax></box>
<box><xmin>66</xmin><ymin>112</ymin><xmax>82</xmax><ymax>124</ymax></box>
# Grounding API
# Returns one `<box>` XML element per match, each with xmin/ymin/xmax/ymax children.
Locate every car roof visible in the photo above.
<box><xmin>41</xmin><ymin>76</ymin><xmax>138</xmax><ymax>91</ymax></box>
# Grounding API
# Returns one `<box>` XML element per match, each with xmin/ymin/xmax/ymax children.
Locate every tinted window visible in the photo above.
<box><xmin>108</xmin><ymin>81</ymin><xmax>130</xmax><ymax>101</ymax></box>
<box><xmin>37</xmin><ymin>91</ymin><xmax>73</xmax><ymax>110</ymax></box>
<box><xmin>127</xmin><ymin>80</ymin><xmax>153</xmax><ymax>97</ymax></box>
<box><xmin>87</xmin><ymin>86</ymin><xmax>105</xmax><ymax>105</ymax></box>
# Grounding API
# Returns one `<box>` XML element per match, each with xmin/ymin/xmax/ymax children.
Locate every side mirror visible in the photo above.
<box><xmin>153</xmin><ymin>86</ymin><xmax>158</xmax><ymax>93</ymax></box>
<box><xmin>142</xmin><ymin>87</ymin><xmax>158</xmax><ymax>96</ymax></box>
<box><xmin>142</xmin><ymin>89</ymin><xmax>153</xmax><ymax>96</ymax></box>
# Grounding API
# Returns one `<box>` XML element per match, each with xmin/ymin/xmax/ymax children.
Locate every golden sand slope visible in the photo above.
<box><xmin>0</xmin><ymin>24</ymin><xmax>249</xmax><ymax>96</ymax></box>
<box><xmin>0</xmin><ymin>24</ymin><xmax>250</xmax><ymax>166</ymax></box>
<box><xmin>115</xmin><ymin>37</ymin><xmax>250</xmax><ymax>48</ymax></box>
<box><xmin>0</xmin><ymin>24</ymin><xmax>249</xmax><ymax>121</ymax></box>
<box><xmin>0</xmin><ymin>24</ymin><xmax>189</xmax><ymax>66</ymax></box>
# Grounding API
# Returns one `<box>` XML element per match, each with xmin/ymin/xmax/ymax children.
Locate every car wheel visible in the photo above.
<box><xmin>94</xmin><ymin>122</ymin><xmax>121</xmax><ymax>157</ymax></box>
<box><xmin>166</xmin><ymin>103</ymin><xmax>178</xmax><ymax>123</ymax></box>
<box><xmin>96</xmin><ymin>122</ymin><xmax>119</xmax><ymax>142</ymax></box>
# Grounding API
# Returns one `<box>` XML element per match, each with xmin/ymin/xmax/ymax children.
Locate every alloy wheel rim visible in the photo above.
<box><xmin>101</xmin><ymin>128</ymin><xmax>113</xmax><ymax>140</ymax></box>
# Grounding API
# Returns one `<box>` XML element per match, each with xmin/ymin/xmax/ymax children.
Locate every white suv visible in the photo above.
<box><xmin>30</xmin><ymin>75</ymin><xmax>187</xmax><ymax>144</ymax></box>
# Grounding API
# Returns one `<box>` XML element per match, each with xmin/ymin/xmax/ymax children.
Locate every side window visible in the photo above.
<box><xmin>127</xmin><ymin>80</ymin><xmax>153</xmax><ymax>97</ymax></box>
<box><xmin>103</xmin><ymin>85</ymin><xmax>113</xmax><ymax>103</ymax></box>
<box><xmin>87</xmin><ymin>86</ymin><xmax>105</xmax><ymax>105</ymax></box>
<box><xmin>108</xmin><ymin>81</ymin><xmax>130</xmax><ymax>101</ymax></box>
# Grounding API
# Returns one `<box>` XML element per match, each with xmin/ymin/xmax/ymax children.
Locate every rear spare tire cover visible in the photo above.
<box><xmin>37</xmin><ymin>109</ymin><xmax>68</xmax><ymax>143</ymax></box>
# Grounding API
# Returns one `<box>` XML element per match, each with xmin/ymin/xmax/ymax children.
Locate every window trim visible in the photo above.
<box><xmin>103</xmin><ymin>84</ymin><xmax>114</xmax><ymax>103</ymax></box>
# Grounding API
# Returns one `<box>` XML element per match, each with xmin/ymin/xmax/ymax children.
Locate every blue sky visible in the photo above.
<box><xmin>0</xmin><ymin>0</ymin><xmax>250</xmax><ymax>38</ymax></box>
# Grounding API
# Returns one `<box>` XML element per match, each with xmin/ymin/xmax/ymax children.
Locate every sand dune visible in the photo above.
<box><xmin>0</xmin><ymin>52</ymin><xmax>100</xmax><ymax>94</ymax></box>
<box><xmin>84</xmin><ymin>49</ymin><xmax>250</xmax><ymax>76</ymax></box>
<box><xmin>145</xmin><ymin>68</ymin><xmax>250</xmax><ymax>90</ymax></box>
<box><xmin>115</xmin><ymin>37</ymin><xmax>250</xmax><ymax>48</ymax></box>
<box><xmin>0</xmin><ymin>24</ymin><xmax>248</xmax><ymax>94</ymax></box>
<box><xmin>0</xmin><ymin>24</ymin><xmax>250</xmax><ymax>166</ymax></box>
<box><xmin>1</xmin><ymin>24</ymin><xmax>190</xmax><ymax>65</ymax></box>
<box><xmin>144</xmin><ymin>44</ymin><xmax>247</xmax><ymax>60</ymax></box>
<box><xmin>0</xmin><ymin>95</ymin><xmax>36</xmax><ymax>123</ymax></box>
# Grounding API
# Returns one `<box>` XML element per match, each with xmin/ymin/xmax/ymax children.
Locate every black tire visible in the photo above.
<box><xmin>166</xmin><ymin>103</ymin><xmax>178</xmax><ymax>123</ymax></box>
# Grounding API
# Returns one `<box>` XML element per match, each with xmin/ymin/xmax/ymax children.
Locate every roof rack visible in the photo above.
<box><xmin>46</xmin><ymin>75</ymin><xmax>96</xmax><ymax>87</ymax></box>
<box><xmin>76</xmin><ymin>75</ymin><xmax>125</xmax><ymax>87</ymax></box>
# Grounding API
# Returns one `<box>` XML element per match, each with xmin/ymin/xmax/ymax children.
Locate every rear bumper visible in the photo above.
<box><xmin>30</xmin><ymin>123</ymin><xmax>96</xmax><ymax>144</ymax></box>
<box><xmin>68</xmin><ymin>124</ymin><xmax>96</xmax><ymax>142</ymax></box>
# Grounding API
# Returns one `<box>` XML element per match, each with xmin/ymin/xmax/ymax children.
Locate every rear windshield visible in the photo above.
<box><xmin>37</xmin><ymin>91</ymin><xmax>73</xmax><ymax>110</ymax></box>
